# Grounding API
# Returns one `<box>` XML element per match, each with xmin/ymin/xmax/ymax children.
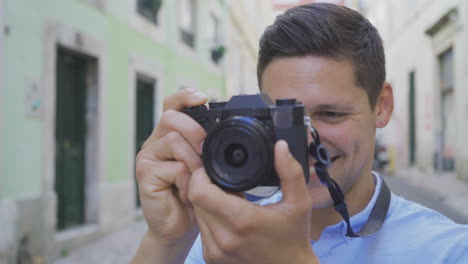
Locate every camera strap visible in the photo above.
<box><xmin>306</xmin><ymin>118</ymin><xmax>391</xmax><ymax>237</ymax></box>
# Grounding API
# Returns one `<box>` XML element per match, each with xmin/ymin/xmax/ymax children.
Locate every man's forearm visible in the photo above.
<box><xmin>131</xmin><ymin>230</ymin><xmax>193</xmax><ymax>264</ymax></box>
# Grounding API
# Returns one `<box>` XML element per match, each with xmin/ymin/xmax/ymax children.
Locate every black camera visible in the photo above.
<box><xmin>184</xmin><ymin>94</ymin><xmax>310</xmax><ymax>192</ymax></box>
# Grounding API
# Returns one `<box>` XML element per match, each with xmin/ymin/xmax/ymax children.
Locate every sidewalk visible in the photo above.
<box><xmin>54</xmin><ymin>220</ymin><xmax>147</xmax><ymax>264</ymax></box>
<box><xmin>390</xmin><ymin>167</ymin><xmax>468</xmax><ymax>221</ymax></box>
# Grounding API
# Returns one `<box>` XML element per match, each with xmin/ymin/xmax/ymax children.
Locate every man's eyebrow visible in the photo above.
<box><xmin>309</xmin><ymin>104</ymin><xmax>356</xmax><ymax>112</ymax></box>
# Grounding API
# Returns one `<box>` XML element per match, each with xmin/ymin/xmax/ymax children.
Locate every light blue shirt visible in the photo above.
<box><xmin>185</xmin><ymin>173</ymin><xmax>468</xmax><ymax>263</ymax></box>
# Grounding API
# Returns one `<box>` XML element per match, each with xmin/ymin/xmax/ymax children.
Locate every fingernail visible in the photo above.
<box><xmin>193</xmin><ymin>92</ymin><xmax>207</xmax><ymax>101</ymax></box>
<box><xmin>283</xmin><ymin>141</ymin><xmax>292</xmax><ymax>158</ymax></box>
<box><xmin>183</xmin><ymin>87</ymin><xmax>195</xmax><ymax>93</ymax></box>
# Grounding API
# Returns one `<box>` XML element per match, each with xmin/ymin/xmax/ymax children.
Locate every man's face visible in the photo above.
<box><xmin>262</xmin><ymin>56</ymin><xmax>384</xmax><ymax>209</ymax></box>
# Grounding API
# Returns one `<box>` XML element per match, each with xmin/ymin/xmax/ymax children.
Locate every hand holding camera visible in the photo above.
<box><xmin>134</xmin><ymin>90</ymin><xmax>319</xmax><ymax>263</ymax></box>
<box><xmin>133</xmin><ymin>88</ymin><xmax>208</xmax><ymax>263</ymax></box>
<box><xmin>184</xmin><ymin>94</ymin><xmax>318</xmax><ymax>263</ymax></box>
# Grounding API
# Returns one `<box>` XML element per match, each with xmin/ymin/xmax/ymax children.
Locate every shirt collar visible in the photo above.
<box><xmin>256</xmin><ymin>172</ymin><xmax>383</xmax><ymax>241</ymax></box>
<box><xmin>323</xmin><ymin>172</ymin><xmax>383</xmax><ymax>241</ymax></box>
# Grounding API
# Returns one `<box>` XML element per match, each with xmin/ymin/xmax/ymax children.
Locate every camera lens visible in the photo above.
<box><xmin>202</xmin><ymin>116</ymin><xmax>274</xmax><ymax>192</ymax></box>
<box><xmin>224</xmin><ymin>143</ymin><xmax>248</xmax><ymax>167</ymax></box>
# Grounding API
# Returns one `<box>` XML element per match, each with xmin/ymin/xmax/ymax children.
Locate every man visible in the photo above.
<box><xmin>132</xmin><ymin>3</ymin><xmax>468</xmax><ymax>264</ymax></box>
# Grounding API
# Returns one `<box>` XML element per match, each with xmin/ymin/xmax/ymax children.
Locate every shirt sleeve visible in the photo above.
<box><xmin>185</xmin><ymin>235</ymin><xmax>206</xmax><ymax>264</ymax></box>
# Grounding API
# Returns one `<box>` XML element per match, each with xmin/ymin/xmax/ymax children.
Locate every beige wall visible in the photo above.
<box><xmin>361</xmin><ymin>0</ymin><xmax>468</xmax><ymax>180</ymax></box>
<box><xmin>225</xmin><ymin>0</ymin><xmax>275</xmax><ymax>96</ymax></box>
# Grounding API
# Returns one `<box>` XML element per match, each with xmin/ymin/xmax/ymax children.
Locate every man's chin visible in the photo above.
<box><xmin>312</xmin><ymin>198</ymin><xmax>335</xmax><ymax>209</ymax></box>
<box><xmin>306</xmin><ymin>175</ymin><xmax>335</xmax><ymax>209</ymax></box>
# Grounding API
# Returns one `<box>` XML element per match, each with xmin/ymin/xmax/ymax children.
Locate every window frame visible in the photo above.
<box><xmin>129</xmin><ymin>0</ymin><xmax>166</xmax><ymax>44</ymax></box>
<box><xmin>136</xmin><ymin>0</ymin><xmax>162</xmax><ymax>25</ymax></box>
<box><xmin>178</xmin><ymin>0</ymin><xmax>197</xmax><ymax>49</ymax></box>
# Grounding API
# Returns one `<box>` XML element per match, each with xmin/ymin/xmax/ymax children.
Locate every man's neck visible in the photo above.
<box><xmin>309</xmin><ymin>171</ymin><xmax>376</xmax><ymax>241</ymax></box>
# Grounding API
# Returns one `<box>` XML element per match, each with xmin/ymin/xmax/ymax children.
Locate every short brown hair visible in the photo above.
<box><xmin>257</xmin><ymin>3</ymin><xmax>386</xmax><ymax>109</ymax></box>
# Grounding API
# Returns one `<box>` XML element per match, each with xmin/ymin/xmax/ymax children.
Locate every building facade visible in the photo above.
<box><xmin>359</xmin><ymin>0</ymin><xmax>468</xmax><ymax>180</ymax></box>
<box><xmin>224</xmin><ymin>0</ymin><xmax>274</xmax><ymax>96</ymax></box>
<box><xmin>0</xmin><ymin>0</ymin><xmax>269</xmax><ymax>262</ymax></box>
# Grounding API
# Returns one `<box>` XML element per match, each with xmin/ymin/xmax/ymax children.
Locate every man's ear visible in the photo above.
<box><xmin>375</xmin><ymin>82</ymin><xmax>394</xmax><ymax>128</ymax></box>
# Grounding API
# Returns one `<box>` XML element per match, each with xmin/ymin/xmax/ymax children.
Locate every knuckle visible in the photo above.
<box><xmin>188</xmin><ymin>184</ymin><xmax>205</xmax><ymax>205</ymax></box>
<box><xmin>173</xmin><ymin>161</ymin><xmax>189</xmax><ymax>176</ymax></box>
<box><xmin>185</xmin><ymin>126</ymin><xmax>201</xmax><ymax>142</ymax></box>
<box><xmin>162</xmin><ymin>95</ymin><xmax>176</xmax><ymax>110</ymax></box>
<box><xmin>139</xmin><ymin>138</ymin><xmax>151</xmax><ymax>150</ymax></box>
<box><xmin>194</xmin><ymin>158</ymin><xmax>204</xmax><ymax>170</ymax></box>
<box><xmin>165</xmin><ymin>130</ymin><xmax>182</xmax><ymax>145</ymax></box>
<box><xmin>161</xmin><ymin>109</ymin><xmax>178</xmax><ymax>121</ymax></box>
<box><xmin>231</xmin><ymin>217</ymin><xmax>253</xmax><ymax>235</ymax></box>
<box><xmin>216</xmin><ymin>231</ymin><xmax>239</xmax><ymax>254</ymax></box>
<box><xmin>134</xmin><ymin>155</ymin><xmax>152</xmax><ymax>181</ymax></box>
<box><xmin>230</xmin><ymin>204</ymin><xmax>256</xmax><ymax>233</ymax></box>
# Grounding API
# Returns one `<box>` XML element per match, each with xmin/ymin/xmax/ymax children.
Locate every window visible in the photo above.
<box><xmin>179</xmin><ymin>0</ymin><xmax>196</xmax><ymax>48</ymax></box>
<box><xmin>137</xmin><ymin>0</ymin><xmax>162</xmax><ymax>25</ymax></box>
<box><xmin>208</xmin><ymin>14</ymin><xmax>220</xmax><ymax>46</ymax></box>
<box><xmin>208</xmin><ymin>13</ymin><xmax>224</xmax><ymax>64</ymax></box>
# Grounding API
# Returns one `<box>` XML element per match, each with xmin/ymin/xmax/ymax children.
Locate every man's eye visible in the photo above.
<box><xmin>317</xmin><ymin>111</ymin><xmax>346</xmax><ymax>119</ymax></box>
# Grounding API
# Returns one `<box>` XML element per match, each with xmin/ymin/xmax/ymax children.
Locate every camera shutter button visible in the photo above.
<box><xmin>208</xmin><ymin>102</ymin><xmax>227</xmax><ymax>109</ymax></box>
<box><xmin>275</xmin><ymin>99</ymin><xmax>296</xmax><ymax>106</ymax></box>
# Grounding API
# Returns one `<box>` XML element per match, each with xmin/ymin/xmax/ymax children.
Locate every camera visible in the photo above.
<box><xmin>184</xmin><ymin>94</ymin><xmax>310</xmax><ymax>192</ymax></box>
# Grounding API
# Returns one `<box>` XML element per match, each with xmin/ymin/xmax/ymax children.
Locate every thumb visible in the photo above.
<box><xmin>274</xmin><ymin>140</ymin><xmax>309</xmax><ymax>204</ymax></box>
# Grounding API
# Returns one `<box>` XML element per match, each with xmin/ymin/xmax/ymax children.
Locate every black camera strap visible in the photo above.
<box><xmin>307</xmin><ymin>121</ymin><xmax>391</xmax><ymax>238</ymax></box>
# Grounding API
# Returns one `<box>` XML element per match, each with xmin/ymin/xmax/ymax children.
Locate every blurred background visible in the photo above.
<box><xmin>1</xmin><ymin>0</ymin><xmax>468</xmax><ymax>263</ymax></box>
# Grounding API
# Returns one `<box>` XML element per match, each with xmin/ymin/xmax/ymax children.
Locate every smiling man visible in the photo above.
<box><xmin>132</xmin><ymin>3</ymin><xmax>468</xmax><ymax>264</ymax></box>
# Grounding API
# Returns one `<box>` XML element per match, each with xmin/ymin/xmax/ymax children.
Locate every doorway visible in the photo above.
<box><xmin>55</xmin><ymin>47</ymin><xmax>98</xmax><ymax>230</ymax></box>
<box><xmin>134</xmin><ymin>74</ymin><xmax>156</xmax><ymax>207</ymax></box>
<box><xmin>438</xmin><ymin>48</ymin><xmax>455</xmax><ymax>171</ymax></box>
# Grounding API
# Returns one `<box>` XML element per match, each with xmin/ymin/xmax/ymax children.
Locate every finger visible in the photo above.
<box><xmin>274</xmin><ymin>140</ymin><xmax>309</xmax><ymax>205</ymax></box>
<box><xmin>136</xmin><ymin>159</ymin><xmax>193</xmax><ymax>206</ymax></box>
<box><xmin>188</xmin><ymin>168</ymin><xmax>255</xmax><ymax>224</ymax></box>
<box><xmin>143</xmin><ymin>109</ymin><xmax>206</xmax><ymax>155</ymax></box>
<box><xmin>136</xmin><ymin>159</ymin><xmax>188</xmax><ymax>192</ymax></box>
<box><xmin>163</xmin><ymin>88</ymin><xmax>207</xmax><ymax>111</ymax></box>
<box><xmin>145</xmin><ymin>130</ymin><xmax>203</xmax><ymax>173</ymax></box>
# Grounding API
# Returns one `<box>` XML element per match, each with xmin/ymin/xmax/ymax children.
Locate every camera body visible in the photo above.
<box><xmin>185</xmin><ymin>93</ymin><xmax>310</xmax><ymax>192</ymax></box>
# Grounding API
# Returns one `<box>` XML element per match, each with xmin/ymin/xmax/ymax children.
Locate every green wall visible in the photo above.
<box><xmin>1</xmin><ymin>0</ymin><xmax>226</xmax><ymax>199</ymax></box>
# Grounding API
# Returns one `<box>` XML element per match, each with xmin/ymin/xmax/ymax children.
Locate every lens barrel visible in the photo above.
<box><xmin>202</xmin><ymin>116</ymin><xmax>274</xmax><ymax>192</ymax></box>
